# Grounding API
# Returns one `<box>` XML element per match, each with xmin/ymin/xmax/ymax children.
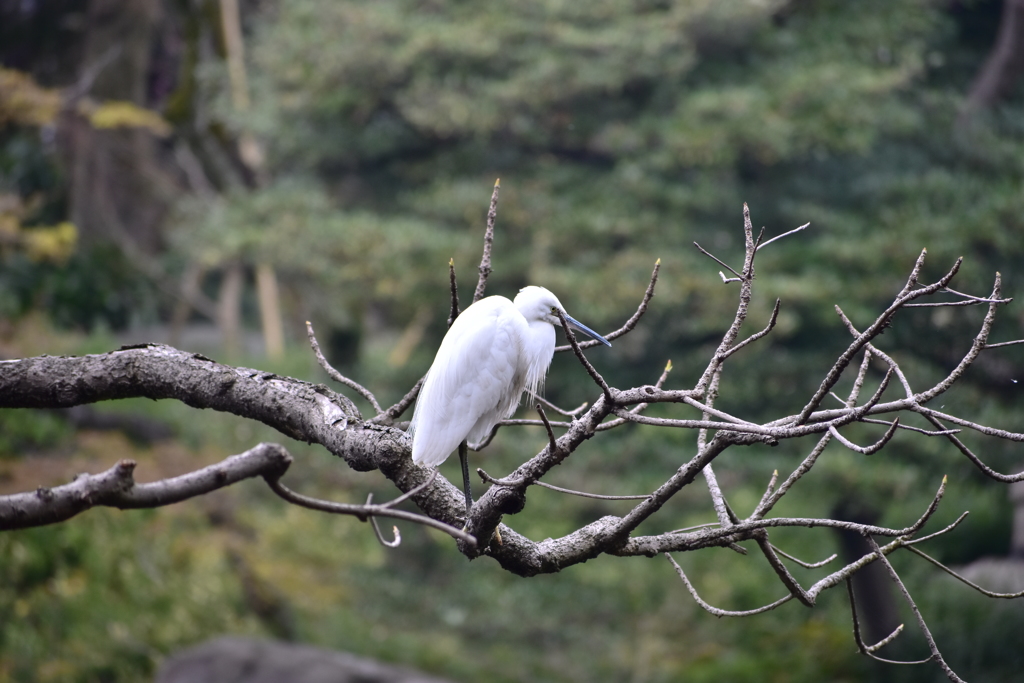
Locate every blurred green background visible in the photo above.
<box><xmin>2</xmin><ymin>0</ymin><xmax>1023</xmax><ymax>681</ymax></box>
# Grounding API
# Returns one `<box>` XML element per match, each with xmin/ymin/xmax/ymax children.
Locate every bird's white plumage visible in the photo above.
<box><xmin>411</xmin><ymin>286</ymin><xmax>582</xmax><ymax>467</ymax></box>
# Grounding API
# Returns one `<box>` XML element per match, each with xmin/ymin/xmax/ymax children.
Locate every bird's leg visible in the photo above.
<box><xmin>459</xmin><ymin>439</ymin><xmax>473</xmax><ymax>520</ymax></box>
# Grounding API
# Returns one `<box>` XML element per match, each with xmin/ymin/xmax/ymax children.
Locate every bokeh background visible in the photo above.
<box><xmin>2</xmin><ymin>1</ymin><xmax>1024</xmax><ymax>681</ymax></box>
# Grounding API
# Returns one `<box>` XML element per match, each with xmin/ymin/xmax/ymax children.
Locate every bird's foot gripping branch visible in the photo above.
<box><xmin>2</xmin><ymin>185</ymin><xmax>1023</xmax><ymax>682</ymax></box>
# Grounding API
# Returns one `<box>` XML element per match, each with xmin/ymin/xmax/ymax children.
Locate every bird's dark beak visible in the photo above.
<box><xmin>563</xmin><ymin>314</ymin><xmax>612</xmax><ymax>347</ymax></box>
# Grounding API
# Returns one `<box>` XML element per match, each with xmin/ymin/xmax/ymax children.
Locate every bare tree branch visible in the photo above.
<box><xmin>0</xmin><ymin>442</ymin><xmax>289</xmax><ymax>530</ymax></box>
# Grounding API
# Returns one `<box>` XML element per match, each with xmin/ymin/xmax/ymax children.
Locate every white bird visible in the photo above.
<box><xmin>410</xmin><ymin>285</ymin><xmax>611</xmax><ymax>517</ymax></box>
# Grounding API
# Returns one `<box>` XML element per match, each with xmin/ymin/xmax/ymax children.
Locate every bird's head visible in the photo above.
<box><xmin>514</xmin><ymin>286</ymin><xmax>611</xmax><ymax>346</ymax></box>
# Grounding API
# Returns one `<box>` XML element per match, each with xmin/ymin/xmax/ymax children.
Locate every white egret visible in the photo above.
<box><xmin>410</xmin><ymin>285</ymin><xmax>611</xmax><ymax>518</ymax></box>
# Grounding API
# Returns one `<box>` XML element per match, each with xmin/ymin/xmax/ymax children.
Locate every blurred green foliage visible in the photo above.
<box><xmin>3</xmin><ymin>0</ymin><xmax>1024</xmax><ymax>681</ymax></box>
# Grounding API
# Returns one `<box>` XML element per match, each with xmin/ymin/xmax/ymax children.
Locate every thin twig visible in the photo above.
<box><xmin>492</xmin><ymin>474</ymin><xmax>651</xmax><ymax>501</ymax></box>
<box><xmin>555</xmin><ymin>259</ymin><xmax>661</xmax><ymax>352</ymax></box>
<box><xmin>906</xmin><ymin>300</ymin><xmax>1000</xmax><ymax>307</ymax></box>
<box><xmin>364</xmin><ymin>493</ymin><xmax>401</xmax><ymax>548</ymax></box>
<box><xmin>668</xmin><ymin>521</ymin><xmax>722</xmax><ymax>534</ymax></box>
<box><xmin>265</xmin><ymin>474</ymin><xmax>476</xmax><ymax>546</ymax></box>
<box><xmin>373</xmin><ymin>376</ymin><xmax>424</xmax><ymax>425</ymax></box>
<box><xmin>867</xmin><ymin>536</ymin><xmax>966</xmax><ymax>683</ymax></box>
<box><xmin>920</xmin><ymin>413</ymin><xmax>1024</xmax><ymax>481</ymax></box>
<box><xmin>555</xmin><ymin>309</ymin><xmax>614</xmax><ymax>401</ymax></box>
<box><xmin>666</xmin><ymin>553</ymin><xmax>794</xmax><ymax>616</ymax></box>
<box><xmin>720</xmin><ymin>299</ymin><xmax>781</xmax><ymax>361</ymax></box>
<box><xmin>847</xmin><ymin>580</ymin><xmax>921</xmax><ymax>663</ymax></box>
<box><xmin>379</xmin><ymin>470</ymin><xmax>440</xmax><ymax>509</ymax></box>
<box><xmin>495</xmin><ymin>418</ymin><xmax>572</xmax><ymax>429</ymax></box>
<box><xmin>473</xmin><ymin>179</ymin><xmax>499</xmax><ymax>303</ymax></box>
<box><xmin>477</xmin><ymin>468</ymin><xmax>526</xmax><ymax>489</ymax></box>
<box><xmin>448</xmin><ymin>258</ymin><xmax>461</xmax><ymax>328</ymax></box>
<box><xmin>527</xmin><ymin>392</ymin><xmax>588</xmax><ymax>417</ymax></box>
<box><xmin>693</xmin><ymin>242</ymin><xmax>742</xmax><ymax>279</ymax></box>
<box><xmin>771</xmin><ymin>544</ymin><xmax>837</xmax><ymax>569</ymax></box>
<box><xmin>984</xmin><ymin>339</ymin><xmax>1024</xmax><ymax>349</ymax></box>
<box><xmin>829</xmin><ymin>418</ymin><xmax>900</xmax><ymax>455</ymax></box>
<box><xmin>913</xmin><ymin>271</ymin><xmax>1003</xmax><ymax>406</ymax></box>
<box><xmin>755</xmin><ymin>222</ymin><xmax>810</xmax><ymax>251</ymax></box>
<box><xmin>860</xmin><ymin>418</ymin><xmax>959</xmax><ymax>436</ymax></box>
<box><xmin>903</xmin><ymin>512</ymin><xmax>970</xmax><ymax>546</ymax></box>
<box><xmin>755</xmin><ymin>469</ymin><xmax>779</xmax><ymax>516</ymax></box>
<box><xmin>754</xmin><ymin>534</ymin><xmax>813</xmax><ymax>606</ymax></box>
<box><xmin>535</xmin><ymin>404</ymin><xmax>561</xmax><ymax>456</ymax></box>
<box><xmin>306</xmin><ymin>321</ymin><xmax>381</xmax><ymax>416</ymax></box>
<box><xmin>904</xmin><ymin>545</ymin><xmax>1024</xmax><ymax>598</ymax></box>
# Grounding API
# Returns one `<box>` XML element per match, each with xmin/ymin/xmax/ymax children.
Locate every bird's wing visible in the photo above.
<box><xmin>411</xmin><ymin>298</ymin><xmax>524</xmax><ymax>466</ymax></box>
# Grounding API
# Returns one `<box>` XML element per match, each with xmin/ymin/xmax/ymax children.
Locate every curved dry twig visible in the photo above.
<box><xmin>753</xmin><ymin>534</ymin><xmax>813</xmax><ymax>606</ymax></box>
<box><xmin>477</xmin><ymin>468</ymin><xmax>526</xmax><ymax>489</ymax></box>
<box><xmin>904</xmin><ymin>511</ymin><xmax>971</xmax><ymax>546</ymax></box>
<box><xmin>914</xmin><ymin>272</ymin><xmax>1003</xmax><ymax>406</ymax></box>
<box><xmin>720</xmin><ymin>298</ymin><xmax>781</xmax><ymax>361</ymax></box>
<box><xmin>373</xmin><ymin>376</ymin><xmax>424</xmax><ymax>425</ymax></box>
<box><xmin>693</xmin><ymin>242</ymin><xmax>742</xmax><ymax>280</ymax></box>
<box><xmin>265</xmin><ymin>472</ymin><xmax>475</xmax><ymax>546</ymax></box>
<box><xmin>365</xmin><ymin>493</ymin><xmax>402</xmax><ymax>548</ymax></box>
<box><xmin>834</xmin><ymin>310</ymin><xmax>916</xmax><ymax>400</ymax></box>
<box><xmin>867</xmin><ymin>536</ymin><xmax>966</xmax><ymax>683</ymax></box>
<box><xmin>829</xmin><ymin>418</ymin><xmax>900</xmax><ymax>455</ymax></box>
<box><xmin>682</xmin><ymin>396</ymin><xmax>760</xmax><ymax>427</ymax></box>
<box><xmin>847</xmin><ymin>580</ymin><xmax>921</xmax><ymax>663</ymax></box>
<box><xmin>755</xmin><ymin>222</ymin><xmax>810</xmax><ymax>251</ymax></box>
<box><xmin>904</xmin><ymin>545</ymin><xmax>1024</xmax><ymax>598</ymax></box>
<box><xmin>306</xmin><ymin>321</ymin><xmax>381</xmax><ymax>416</ymax></box>
<box><xmin>555</xmin><ymin>259</ymin><xmax>661</xmax><ymax>352</ymax></box>
<box><xmin>535</xmin><ymin>404</ymin><xmax>562</xmax><ymax>457</ymax></box>
<box><xmin>860</xmin><ymin>418</ymin><xmax>959</xmax><ymax>437</ymax></box>
<box><xmin>771</xmin><ymin>544</ymin><xmax>838</xmax><ymax>569</ymax></box>
<box><xmin>915</xmin><ymin>407</ymin><xmax>1024</xmax><ymax>443</ymax></box>
<box><xmin>919</xmin><ymin>413</ymin><xmax>1024</xmax><ymax>482</ymax></box>
<box><xmin>667</xmin><ymin>553</ymin><xmax>794</xmax><ymax>616</ymax></box>
<box><xmin>528</xmin><ymin>392</ymin><xmax>589</xmax><ymax>417</ymax></box>
<box><xmin>479</xmin><ymin>468</ymin><xmax>649</xmax><ymax>500</ymax></box>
